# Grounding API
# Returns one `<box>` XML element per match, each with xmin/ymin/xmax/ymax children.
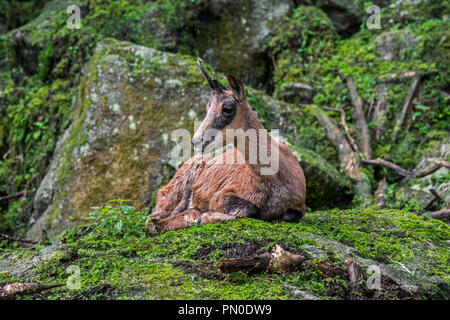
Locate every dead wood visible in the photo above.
<box><xmin>339</xmin><ymin>74</ymin><xmax>372</xmax><ymax>158</ymax></box>
<box><xmin>425</xmin><ymin>209</ymin><xmax>450</xmax><ymax>221</ymax></box>
<box><xmin>360</xmin><ymin>157</ymin><xmax>411</xmax><ymax>176</ymax></box>
<box><xmin>311</xmin><ymin>105</ymin><xmax>372</xmax><ymax>197</ymax></box>
<box><xmin>0</xmin><ymin>190</ymin><xmax>25</xmax><ymax>202</ymax></box>
<box><xmin>0</xmin><ymin>283</ymin><xmax>63</xmax><ymax>300</ymax></box>
<box><xmin>376</xmin><ymin>70</ymin><xmax>438</xmax><ymax>83</ymax></box>
<box><xmin>218</xmin><ymin>245</ymin><xmax>306</xmax><ymax>274</ymax></box>
<box><xmin>218</xmin><ymin>254</ymin><xmax>271</xmax><ymax>274</ymax></box>
<box><xmin>0</xmin><ymin>232</ymin><xmax>39</xmax><ymax>244</ymax></box>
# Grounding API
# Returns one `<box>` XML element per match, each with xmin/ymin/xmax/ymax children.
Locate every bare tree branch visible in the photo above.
<box><xmin>413</xmin><ymin>161</ymin><xmax>450</xmax><ymax>178</ymax></box>
<box><xmin>360</xmin><ymin>157</ymin><xmax>411</xmax><ymax>176</ymax></box>
<box><xmin>361</xmin><ymin>158</ymin><xmax>449</xmax><ymax>182</ymax></box>
<box><xmin>309</xmin><ymin>105</ymin><xmax>371</xmax><ymax>197</ymax></box>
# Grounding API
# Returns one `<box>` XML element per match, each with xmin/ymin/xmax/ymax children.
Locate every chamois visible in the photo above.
<box><xmin>146</xmin><ymin>60</ymin><xmax>306</xmax><ymax>233</ymax></box>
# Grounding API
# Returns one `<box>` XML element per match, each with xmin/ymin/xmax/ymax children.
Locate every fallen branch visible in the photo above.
<box><xmin>218</xmin><ymin>245</ymin><xmax>307</xmax><ymax>274</ymax></box>
<box><xmin>0</xmin><ymin>190</ymin><xmax>25</xmax><ymax>202</ymax></box>
<box><xmin>0</xmin><ymin>233</ymin><xmax>39</xmax><ymax>244</ymax></box>
<box><xmin>376</xmin><ymin>69</ymin><xmax>438</xmax><ymax>83</ymax></box>
<box><xmin>218</xmin><ymin>254</ymin><xmax>271</xmax><ymax>274</ymax></box>
<box><xmin>0</xmin><ymin>283</ymin><xmax>63</xmax><ymax>300</ymax></box>
<box><xmin>339</xmin><ymin>74</ymin><xmax>372</xmax><ymax>158</ymax></box>
<box><xmin>425</xmin><ymin>209</ymin><xmax>450</xmax><ymax>221</ymax></box>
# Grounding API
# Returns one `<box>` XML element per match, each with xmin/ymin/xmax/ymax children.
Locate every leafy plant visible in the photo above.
<box><xmin>86</xmin><ymin>199</ymin><xmax>148</xmax><ymax>238</ymax></box>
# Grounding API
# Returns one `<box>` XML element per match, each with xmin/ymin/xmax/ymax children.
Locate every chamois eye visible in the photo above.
<box><xmin>222</xmin><ymin>103</ymin><xmax>235</xmax><ymax>116</ymax></box>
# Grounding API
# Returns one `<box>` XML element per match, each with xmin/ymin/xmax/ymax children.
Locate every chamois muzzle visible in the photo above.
<box><xmin>192</xmin><ymin>134</ymin><xmax>217</xmax><ymax>153</ymax></box>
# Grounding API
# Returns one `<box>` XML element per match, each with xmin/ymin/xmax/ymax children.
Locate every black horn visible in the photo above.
<box><xmin>197</xmin><ymin>58</ymin><xmax>227</xmax><ymax>92</ymax></box>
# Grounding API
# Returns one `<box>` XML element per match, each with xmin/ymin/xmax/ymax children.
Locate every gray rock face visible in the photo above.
<box><xmin>374</xmin><ymin>30</ymin><xmax>417</xmax><ymax>61</ymax></box>
<box><xmin>276</xmin><ymin>82</ymin><xmax>316</xmax><ymax>105</ymax></box>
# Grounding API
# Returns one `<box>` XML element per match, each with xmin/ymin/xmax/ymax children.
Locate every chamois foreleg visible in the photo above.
<box><xmin>148</xmin><ymin>155</ymin><xmax>205</xmax><ymax>223</ymax></box>
<box><xmin>151</xmin><ymin>209</ymin><xmax>236</xmax><ymax>233</ymax></box>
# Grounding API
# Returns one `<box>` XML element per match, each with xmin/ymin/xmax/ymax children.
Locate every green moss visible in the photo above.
<box><xmin>1</xmin><ymin>207</ymin><xmax>448</xmax><ymax>299</ymax></box>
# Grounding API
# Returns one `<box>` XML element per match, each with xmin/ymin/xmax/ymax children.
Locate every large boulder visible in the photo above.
<box><xmin>26</xmin><ymin>39</ymin><xmax>353</xmax><ymax>241</ymax></box>
<box><xmin>374</xmin><ymin>30</ymin><xmax>417</xmax><ymax>62</ymax></box>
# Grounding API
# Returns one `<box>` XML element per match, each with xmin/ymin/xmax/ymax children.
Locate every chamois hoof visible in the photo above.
<box><xmin>147</xmin><ymin>224</ymin><xmax>158</xmax><ymax>237</ymax></box>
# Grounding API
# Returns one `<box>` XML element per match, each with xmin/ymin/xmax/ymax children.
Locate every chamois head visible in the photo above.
<box><xmin>192</xmin><ymin>59</ymin><xmax>252</xmax><ymax>152</ymax></box>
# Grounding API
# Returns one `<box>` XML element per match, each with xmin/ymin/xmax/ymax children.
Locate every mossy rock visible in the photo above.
<box><xmin>1</xmin><ymin>208</ymin><xmax>449</xmax><ymax>299</ymax></box>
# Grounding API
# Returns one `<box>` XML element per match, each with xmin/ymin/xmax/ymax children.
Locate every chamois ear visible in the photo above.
<box><xmin>226</xmin><ymin>73</ymin><xmax>246</xmax><ymax>103</ymax></box>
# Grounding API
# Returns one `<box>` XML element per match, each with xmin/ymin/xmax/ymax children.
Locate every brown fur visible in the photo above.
<box><xmin>146</xmin><ymin>70</ymin><xmax>306</xmax><ymax>233</ymax></box>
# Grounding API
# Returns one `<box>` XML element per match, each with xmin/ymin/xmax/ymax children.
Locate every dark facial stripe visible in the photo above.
<box><xmin>212</xmin><ymin>99</ymin><xmax>237</xmax><ymax>130</ymax></box>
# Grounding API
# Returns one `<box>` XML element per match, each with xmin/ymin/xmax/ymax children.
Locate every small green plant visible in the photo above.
<box><xmin>86</xmin><ymin>199</ymin><xmax>148</xmax><ymax>238</ymax></box>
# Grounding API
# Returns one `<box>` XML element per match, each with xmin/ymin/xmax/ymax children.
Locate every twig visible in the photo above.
<box><xmin>360</xmin><ymin>157</ymin><xmax>411</xmax><ymax>176</ymax></box>
<box><xmin>339</xmin><ymin>107</ymin><xmax>359</xmax><ymax>153</ymax></box>
<box><xmin>419</xmin><ymin>189</ymin><xmax>444</xmax><ymax>214</ymax></box>
<box><xmin>0</xmin><ymin>190</ymin><xmax>25</xmax><ymax>202</ymax></box>
<box><xmin>0</xmin><ymin>283</ymin><xmax>63</xmax><ymax>300</ymax></box>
